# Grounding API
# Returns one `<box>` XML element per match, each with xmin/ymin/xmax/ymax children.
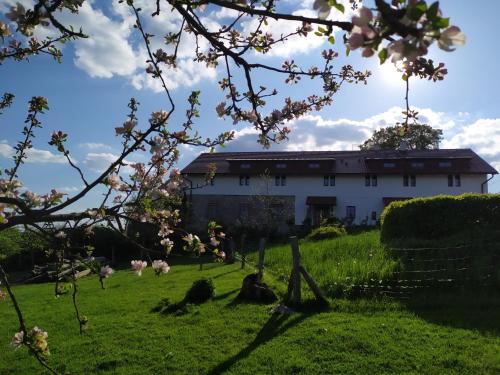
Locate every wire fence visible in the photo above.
<box><xmin>229</xmin><ymin>237</ymin><xmax>500</xmax><ymax>299</ymax></box>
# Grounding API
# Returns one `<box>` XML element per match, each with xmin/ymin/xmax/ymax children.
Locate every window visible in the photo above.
<box><xmin>455</xmin><ymin>174</ymin><xmax>461</xmax><ymax>187</ymax></box>
<box><xmin>411</xmin><ymin>162</ymin><xmax>424</xmax><ymax>168</ymax></box>
<box><xmin>410</xmin><ymin>175</ymin><xmax>416</xmax><ymax>187</ymax></box>
<box><xmin>439</xmin><ymin>161</ymin><xmax>452</xmax><ymax>168</ymax></box>
<box><xmin>207</xmin><ymin>203</ymin><xmax>217</xmax><ymax>219</ymax></box>
<box><xmin>276</xmin><ymin>163</ymin><xmax>287</xmax><ymax>169</ymax></box>
<box><xmin>240</xmin><ymin>163</ymin><xmax>251</xmax><ymax>169</ymax></box>
<box><xmin>448</xmin><ymin>174</ymin><xmax>453</xmax><ymax>187</ymax></box>
<box><xmin>403</xmin><ymin>175</ymin><xmax>416</xmax><ymax>187</ymax></box>
<box><xmin>239</xmin><ymin>175</ymin><xmax>250</xmax><ymax>186</ymax></box>
<box><xmin>275</xmin><ymin>175</ymin><xmax>286</xmax><ymax>186</ymax></box>
<box><xmin>324</xmin><ymin>175</ymin><xmax>335</xmax><ymax>186</ymax></box>
<box><xmin>383</xmin><ymin>162</ymin><xmax>396</xmax><ymax>168</ymax></box>
<box><xmin>346</xmin><ymin>206</ymin><xmax>356</xmax><ymax>219</ymax></box>
<box><xmin>371</xmin><ymin>211</ymin><xmax>377</xmax><ymax>221</ymax></box>
<box><xmin>308</xmin><ymin>163</ymin><xmax>320</xmax><ymax>169</ymax></box>
<box><xmin>365</xmin><ymin>174</ymin><xmax>377</xmax><ymax>187</ymax></box>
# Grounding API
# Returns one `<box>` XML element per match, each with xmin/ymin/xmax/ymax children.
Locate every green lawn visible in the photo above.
<box><xmin>248</xmin><ymin>231</ymin><xmax>398</xmax><ymax>297</ymax></box>
<box><xmin>0</xmin><ymin>256</ymin><xmax>499</xmax><ymax>374</ymax></box>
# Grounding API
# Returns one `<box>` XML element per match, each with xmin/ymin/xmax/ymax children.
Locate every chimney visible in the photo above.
<box><xmin>398</xmin><ymin>140</ymin><xmax>409</xmax><ymax>151</ymax></box>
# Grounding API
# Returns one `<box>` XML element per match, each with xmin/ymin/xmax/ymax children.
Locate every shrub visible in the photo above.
<box><xmin>184</xmin><ymin>278</ymin><xmax>215</xmax><ymax>304</ymax></box>
<box><xmin>381</xmin><ymin>193</ymin><xmax>500</xmax><ymax>242</ymax></box>
<box><xmin>305</xmin><ymin>225</ymin><xmax>347</xmax><ymax>241</ymax></box>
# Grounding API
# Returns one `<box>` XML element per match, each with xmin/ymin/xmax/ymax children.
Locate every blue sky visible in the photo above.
<box><xmin>1</xmin><ymin>0</ymin><xmax>499</xmax><ymax>211</ymax></box>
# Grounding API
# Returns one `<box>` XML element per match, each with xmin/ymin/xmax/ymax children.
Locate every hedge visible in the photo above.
<box><xmin>305</xmin><ymin>225</ymin><xmax>347</xmax><ymax>241</ymax></box>
<box><xmin>380</xmin><ymin>193</ymin><xmax>500</xmax><ymax>242</ymax></box>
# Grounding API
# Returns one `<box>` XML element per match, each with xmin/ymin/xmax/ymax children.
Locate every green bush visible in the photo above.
<box><xmin>184</xmin><ymin>278</ymin><xmax>215</xmax><ymax>304</ymax></box>
<box><xmin>381</xmin><ymin>193</ymin><xmax>500</xmax><ymax>242</ymax></box>
<box><xmin>305</xmin><ymin>225</ymin><xmax>347</xmax><ymax>241</ymax></box>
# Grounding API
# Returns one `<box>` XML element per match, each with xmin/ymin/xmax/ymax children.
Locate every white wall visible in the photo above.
<box><xmin>186</xmin><ymin>173</ymin><xmax>488</xmax><ymax>224</ymax></box>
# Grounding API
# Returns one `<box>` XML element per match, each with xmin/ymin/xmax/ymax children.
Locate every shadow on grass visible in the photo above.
<box><xmin>207</xmin><ymin>312</ymin><xmax>310</xmax><ymax>375</ymax></box>
<box><xmin>404</xmin><ymin>289</ymin><xmax>500</xmax><ymax>336</ymax></box>
<box><xmin>212</xmin><ymin>288</ymin><xmax>240</xmax><ymax>301</ymax></box>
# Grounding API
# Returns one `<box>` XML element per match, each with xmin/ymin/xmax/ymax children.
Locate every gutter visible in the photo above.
<box><xmin>481</xmin><ymin>174</ymin><xmax>495</xmax><ymax>194</ymax></box>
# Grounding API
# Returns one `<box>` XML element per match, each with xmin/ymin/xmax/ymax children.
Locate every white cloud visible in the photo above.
<box><xmin>224</xmin><ymin>106</ymin><xmax>456</xmax><ymax>152</ymax></box>
<box><xmin>0</xmin><ymin>142</ymin><xmax>68</xmax><ymax>164</ymax></box>
<box><xmin>83</xmin><ymin>152</ymin><xmax>133</xmax><ymax>173</ymax></box>
<box><xmin>79</xmin><ymin>142</ymin><xmax>113</xmax><ymax>151</ymax></box>
<box><xmin>58</xmin><ymin>186</ymin><xmax>81</xmax><ymax>193</ymax></box>
<box><xmin>443</xmin><ymin>118</ymin><xmax>500</xmax><ymax>160</ymax></box>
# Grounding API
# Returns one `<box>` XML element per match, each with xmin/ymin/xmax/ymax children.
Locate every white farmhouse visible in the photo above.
<box><xmin>181</xmin><ymin>149</ymin><xmax>497</xmax><ymax>230</ymax></box>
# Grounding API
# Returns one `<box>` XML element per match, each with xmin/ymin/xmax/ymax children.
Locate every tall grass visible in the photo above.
<box><xmin>248</xmin><ymin>231</ymin><xmax>399</xmax><ymax>298</ymax></box>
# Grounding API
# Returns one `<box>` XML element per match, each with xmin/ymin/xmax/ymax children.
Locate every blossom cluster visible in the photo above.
<box><xmin>0</xmin><ymin>178</ymin><xmax>64</xmax><ymax>223</ymax></box>
<box><xmin>152</xmin><ymin>260</ymin><xmax>170</xmax><ymax>276</ymax></box>
<box><xmin>344</xmin><ymin>4</ymin><xmax>465</xmax><ymax>71</ymax></box>
<box><xmin>11</xmin><ymin>327</ymin><xmax>50</xmax><ymax>357</ymax></box>
<box><xmin>131</xmin><ymin>260</ymin><xmax>148</xmax><ymax>276</ymax></box>
<box><xmin>100</xmin><ymin>265</ymin><xmax>114</xmax><ymax>278</ymax></box>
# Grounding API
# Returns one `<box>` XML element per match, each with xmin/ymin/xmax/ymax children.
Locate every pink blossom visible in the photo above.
<box><xmin>11</xmin><ymin>331</ymin><xmax>24</xmax><ymax>348</ymax></box>
<box><xmin>131</xmin><ymin>260</ymin><xmax>147</xmax><ymax>276</ymax></box>
<box><xmin>152</xmin><ymin>260</ymin><xmax>170</xmax><ymax>275</ymax></box>
<box><xmin>438</xmin><ymin>26</ymin><xmax>466</xmax><ymax>51</ymax></box>
<box><xmin>115</xmin><ymin>120</ymin><xmax>136</xmax><ymax>135</ymax></box>
<box><xmin>216</xmin><ymin>102</ymin><xmax>226</xmax><ymax>118</ymax></box>
<box><xmin>100</xmin><ymin>265</ymin><xmax>114</xmax><ymax>278</ymax></box>
<box><xmin>348</xmin><ymin>31</ymin><xmax>365</xmax><ymax>50</ymax></box>
<box><xmin>160</xmin><ymin>238</ymin><xmax>174</xmax><ymax>251</ymax></box>
<box><xmin>218</xmin><ymin>232</ymin><xmax>226</xmax><ymax>239</ymax></box>
<box><xmin>150</xmin><ymin>110</ymin><xmax>168</xmax><ymax>124</ymax></box>
<box><xmin>158</xmin><ymin>224</ymin><xmax>173</xmax><ymax>237</ymax></box>
<box><xmin>312</xmin><ymin>0</ymin><xmax>331</xmax><ymax>20</ymax></box>
<box><xmin>54</xmin><ymin>231</ymin><xmax>66</xmax><ymax>239</ymax></box>
<box><xmin>104</xmin><ymin>175</ymin><xmax>121</xmax><ymax>190</ymax></box>
<box><xmin>352</xmin><ymin>7</ymin><xmax>373</xmax><ymax>27</ymax></box>
<box><xmin>210</xmin><ymin>237</ymin><xmax>220</xmax><ymax>247</ymax></box>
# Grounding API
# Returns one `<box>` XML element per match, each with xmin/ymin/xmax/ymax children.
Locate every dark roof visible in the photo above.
<box><xmin>181</xmin><ymin>149</ymin><xmax>498</xmax><ymax>175</ymax></box>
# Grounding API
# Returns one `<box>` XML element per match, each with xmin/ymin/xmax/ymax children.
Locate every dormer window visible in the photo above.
<box><xmin>276</xmin><ymin>163</ymin><xmax>287</xmax><ymax>169</ymax></box>
<box><xmin>383</xmin><ymin>162</ymin><xmax>396</xmax><ymax>168</ymax></box>
<box><xmin>439</xmin><ymin>161</ymin><xmax>452</xmax><ymax>168</ymax></box>
<box><xmin>308</xmin><ymin>163</ymin><xmax>320</xmax><ymax>169</ymax></box>
<box><xmin>240</xmin><ymin>163</ymin><xmax>251</xmax><ymax>169</ymax></box>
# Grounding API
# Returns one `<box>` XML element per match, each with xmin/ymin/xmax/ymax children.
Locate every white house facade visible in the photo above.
<box><xmin>181</xmin><ymin>149</ymin><xmax>497</xmax><ymax>229</ymax></box>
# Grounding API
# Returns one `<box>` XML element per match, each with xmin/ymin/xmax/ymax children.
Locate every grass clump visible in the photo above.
<box><xmin>305</xmin><ymin>225</ymin><xmax>347</xmax><ymax>241</ymax></box>
<box><xmin>250</xmin><ymin>231</ymin><xmax>398</xmax><ymax>298</ymax></box>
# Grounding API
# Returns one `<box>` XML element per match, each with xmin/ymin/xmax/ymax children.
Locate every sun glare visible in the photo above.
<box><xmin>378</xmin><ymin>60</ymin><xmax>407</xmax><ymax>87</ymax></box>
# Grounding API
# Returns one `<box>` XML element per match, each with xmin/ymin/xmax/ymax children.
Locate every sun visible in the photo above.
<box><xmin>377</xmin><ymin>60</ymin><xmax>407</xmax><ymax>87</ymax></box>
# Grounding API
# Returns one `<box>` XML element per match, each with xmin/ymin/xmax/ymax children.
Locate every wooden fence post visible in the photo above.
<box><xmin>257</xmin><ymin>238</ymin><xmax>267</xmax><ymax>283</ymax></box>
<box><xmin>290</xmin><ymin>236</ymin><xmax>301</xmax><ymax>305</ymax></box>
<box><xmin>299</xmin><ymin>266</ymin><xmax>328</xmax><ymax>306</ymax></box>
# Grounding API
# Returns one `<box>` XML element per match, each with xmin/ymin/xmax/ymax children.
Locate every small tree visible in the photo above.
<box><xmin>360</xmin><ymin>123</ymin><xmax>443</xmax><ymax>150</ymax></box>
